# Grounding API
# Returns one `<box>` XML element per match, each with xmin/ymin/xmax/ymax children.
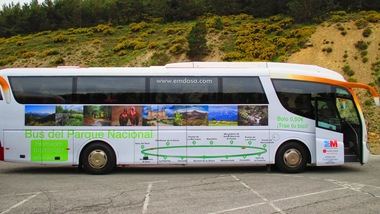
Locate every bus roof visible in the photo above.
<box><xmin>0</xmin><ymin>62</ymin><xmax>345</xmax><ymax>81</ymax></box>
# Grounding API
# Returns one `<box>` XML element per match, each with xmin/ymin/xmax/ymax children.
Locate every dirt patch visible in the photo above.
<box><xmin>288</xmin><ymin>21</ymin><xmax>380</xmax><ymax>84</ymax></box>
<box><xmin>204</xmin><ymin>31</ymin><xmax>223</xmax><ymax>61</ymax></box>
<box><xmin>369</xmin><ymin>132</ymin><xmax>380</xmax><ymax>155</ymax></box>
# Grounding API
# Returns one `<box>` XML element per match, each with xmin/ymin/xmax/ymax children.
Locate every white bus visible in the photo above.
<box><xmin>0</xmin><ymin>62</ymin><xmax>379</xmax><ymax>174</ymax></box>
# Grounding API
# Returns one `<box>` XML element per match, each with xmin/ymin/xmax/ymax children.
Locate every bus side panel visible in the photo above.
<box><xmin>157</xmin><ymin>129</ymin><xmax>187</xmax><ymax>164</ymax></box>
<box><xmin>269</xmin><ymin>131</ymin><xmax>316</xmax><ymax>164</ymax></box>
<box><xmin>4</xmin><ymin>130</ymin><xmax>74</xmax><ymax>164</ymax></box>
<box><xmin>186</xmin><ymin>130</ymin><xmax>270</xmax><ymax>165</ymax></box>
<box><xmin>4</xmin><ymin>131</ymin><xmax>32</xmax><ymax>163</ymax></box>
<box><xmin>73</xmin><ymin>130</ymin><xmax>134</xmax><ymax>165</ymax></box>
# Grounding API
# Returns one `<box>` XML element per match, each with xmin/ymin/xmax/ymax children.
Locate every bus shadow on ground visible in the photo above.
<box><xmin>0</xmin><ymin>164</ymin><xmax>363</xmax><ymax>175</ymax></box>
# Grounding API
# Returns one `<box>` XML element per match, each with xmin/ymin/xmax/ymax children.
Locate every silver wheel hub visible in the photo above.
<box><xmin>88</xmin><ymin>150</ymin><xmax>108</xmax><ymax>169</ymax></box>
<box><xmin>283</xmin><ymin>149</ymin><xmax>302</xmax><ymax>168</ymax></box>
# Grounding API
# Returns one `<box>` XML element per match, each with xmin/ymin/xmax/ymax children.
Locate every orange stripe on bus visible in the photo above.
<box><xmin>0</xmin><ymin>76</ymin><xmax>10</xmax><ymax>91</ymax></box>
<box><xmin>288</xmin><ymin>74</ymin><xmax>379</xmax><ymax>98</ymax></box>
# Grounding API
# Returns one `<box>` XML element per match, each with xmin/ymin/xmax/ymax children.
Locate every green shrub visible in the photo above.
<box><xmin>35</xmin><ymin>31</ymin><xmax>52</xmax><ymax>36</ymax></box>
<box><xmin>103</xmin><ymin>28</ymin><xmax>115</xmax><ymax>35</ymax></box>
<box><xmin>169</xmin><ymin>44</ymin><xmax>185</xmax><ymax>54</ymax></box>
<box><xmin>355</xmin><ymin>40</ymin><xmax>368</xmax><ymax>51</ymax></box>
<box><xmin>343</xmin><ymin>53</ymin><xmax>348</xmax><ymax>59</ymax></box>
<box><xmin>340</xmin><ymin>31</ymin><xmax>347</xmax><ymax>36</ymax></box>
<box><xmin>172</xmin><ymin>36</ymin><xmax>187</xmax><ymax>44</ymax></box>
<box><xmin>113</xmin><ymin>39</ymin><xmax>147</xmax><ymax>52</ymax></box>
<box><xmin>287</xmin><ymin>27</ymin><xmax>315</xmax><ymax>39</ymax></box>
<box><xmin>336</xmin><ymin>24</ymin><xmax>345</xmax><ymax>31</ymax></box>
<box><xmin>16</xmin><ymin>40</ymin><xmax>24</xmax><ymax>46</ymax></box>
<box><xmin>362</xmin><ymin>57</ymin><xmax>369</xmax><ymax>63</ymax></box>
<box><xmin>361</xmin><ymin>50</ymin><xmax>368</xmax><ymax>57</ymax></box>
<box><xmin>129</xmin><ymin>22</ymin><xmax>148</xmax><ymax>32</ymax></box>
<box><xmin>68</xmin><ymin>27</ymin><xmax>91</xmax><ymax>34</ymax></box>
<box><xmin>22</xmin><ymin>51</ymin><xmax>37</xmax><ymax>58</ymax></box>
<box><xmin>322</xmin><ymin>47</ymin><xmax>333</xmax><ymax>53</ymax></box>
<box><xmin>363</xmin><ymin>11</ymin><xmax>380</xmax><ymax>23</ymax></box>
<box><xmin>50</xmin><ymin>57</ymin><xmax>65</xmax><ymax>65</ymax></box>
<box><xmin>117</xmin><ymin>50</ymin><xmax>127</xmax><ymax>56</ymax></box>
<box><xmin>52</xmin><ymin>34</ymin><xmax>68</xmax><ymax>43</ymax></box>
<box><xmin>348</xmin><ymin>77</ymin><xmax>357</xmax><ymax>82</ymax></box>
<box><xmin>342</xmin><ymin>64</ymin><xmax>355</xmax><ymax>76</ymax></box>
<box><xmin>93</xmin><ymin>24</ymin><xmax>110</xmax><ymax>32</ymax></box>
<box><xmin>145</xmin><ymin>51</ymin><xmax>170</xmax><ymax>66</ymax></box>
<box><xmin>362</xmin><ymin>28</ymin><xmax>372</xmax><ymax>37</ymax></box>
<box><xmin>42</xmin><ymin>49</ymin><xmax>60</xmax><ymax>56</ymax></box>
<box><xmin>276</xmin><ymin>17</ymin><xmax>294</xmax><ymax>28</ymax></box>
<box><xmin>222</xmin><ymin>51</ymin><xmax>244</xmax><ymax>61</ymax></box>
<box><xmin>269</xmin><ymin>15</ymin><xmax>283</xmax><ymax>22</ymax></box>
<box><xmin>355</xmin><ymin>19</ymin><xmax>368</xmax><ymax>29</ymax></box>
<box><xmin>164</xmin><ymin>27</ymin><xmax>186</xmax><ymax>35</ymax></box>
<box><xmin>187</xmin><ymin>21</ymin><xmax>208</xmax><ymax>60</ymax></box>
<box><xmin>146</xmin><ymin>29</ymin><xmax>155</xmax><ymax>34</ymax></box>
<box><xmin>0</xmin><ymin>56</ymin><xmax>17</xmax><ymax>66</ymax></box>
<box><xmin>91</xmin><ymin>39</ymin><xmax>101</xmax><ymax>45</ymax></box>
<box><xmin>364</xmin><ymin>99</ymin><xmax>375</xmax><ymax>106</ymax></box>
<box><xmin>206</xmin><ymin>16</ymin><xmax>224</xmax><ymax>30</ymax></box>
<box><xmin>148</xmin><ymin>42</ymin><xmax>159</xmax><ymax>49</ymax></box>
<box><xmin>328</xmin><ymin>11</ymin><xmax>348</xmax><ymax>22</ymax></box>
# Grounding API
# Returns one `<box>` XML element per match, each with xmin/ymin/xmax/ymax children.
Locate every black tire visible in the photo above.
<box><xmin>81</xmin><ymin>142</ymin><xmax>116</xmax><ymax>174</ymax></box>
<box><xmin>275</xmin><ymin>142</ymin><xmax>308</xmax><ymax>173</ymax></box>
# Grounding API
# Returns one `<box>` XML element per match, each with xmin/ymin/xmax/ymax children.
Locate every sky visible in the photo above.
<box><xmin>25</xmin><ymin>105</ymin><xmax>55</xmax><ymax>114</ymax></box>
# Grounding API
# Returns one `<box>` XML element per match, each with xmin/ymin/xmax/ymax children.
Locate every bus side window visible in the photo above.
<box><xmin>9</xmin><ymin>77</ymin><xmax>73</xmax><ymax>104</ymax></box>
<box><xmin>316</xmin><ymin>98</ymin><xmax>341</xmax><ymax>132</ymax></box>
<box><xmin>222</xmin><ymin>77</ymin><xmax>268</xmax><ymax>104</ymax></box>
<box><xmin>76</xmin><ymin>77</ymin><xmax>146</xmax><ymax>104</ymax></box>
<box><xmin>272</xmin><ymin>79</ymin><xmax>316</xmax><ymax>119</ymax></box>
<box><xmin>149</xmin><ymin>77</ymin><xmax>218</xmax><ymax>104</ymax></box>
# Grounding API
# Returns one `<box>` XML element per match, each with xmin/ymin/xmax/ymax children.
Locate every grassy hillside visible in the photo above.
<box><xmin>0</xmin><ymin>14</ymin><xmax>315</xmax><ymax>67</ymax></box>
<box><xmin>0</xmin><ymin>11</ymin><xmax>379</xmax><ymax>153</ymax></box>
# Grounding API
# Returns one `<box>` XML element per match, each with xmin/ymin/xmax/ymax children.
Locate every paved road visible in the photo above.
<box><xmin>1</xmin><ymin>156</ymin><xmax>380</xmax><ymax>214</ymax></box>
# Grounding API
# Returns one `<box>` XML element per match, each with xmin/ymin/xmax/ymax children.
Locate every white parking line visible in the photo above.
<box><xmin>231</xmin><ymin>175</ymin><xmax>285</xmax><ymax>214</ymax></box>
<box><xmin>210</xmin><ymin>202</ymin><xmax>267</xmax><ymax>214</ymax></box>
<box><xmin>142</xmin><ymin>183</ymin><xmax>153</xmax><ymax>214</ymax></box>
<box><xmin>139</xmin><ymin>180</ymin><xmax>168</xmax><ymax>184</ymax></box>
<box><xmin>272</xmin><ymin>187</ymin><xmax>347</xmax><ymax>202</ymax></box>
<box><xmin>211</xmin><ymin>186</ymin><xmax>349</xmax><ymax>214</ymax></box>
<box><xmin>0</xmin><ymin>192</ymin><xmax>40</xmax><ymax>214</ymax></box>
<box><xmin>0</xmin><ymin>191</ymin><xmax>57</xmax><ymax>197</ymax></box>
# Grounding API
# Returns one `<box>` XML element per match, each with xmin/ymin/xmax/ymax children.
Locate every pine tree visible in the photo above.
<box><xmin>187</xmin><ymin>21</ymin><xmax>208</xmax><ymax>60</ymax></box>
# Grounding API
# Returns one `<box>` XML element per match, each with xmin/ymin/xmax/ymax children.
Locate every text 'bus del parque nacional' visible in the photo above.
<box><xmin>0</xmin><ymin>62</ymin><xmax>379</xmax><ymax>174</ymax></box>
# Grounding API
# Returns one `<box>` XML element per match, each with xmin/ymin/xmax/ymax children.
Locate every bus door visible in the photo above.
<box><xmin>315</xmin><ymin>96</ymin><xmax>345</xmax><ymax>166</ymax></box>
<box><xmin>335</xmin><ymin>96</ymin><xmax>362</xmax><ymax>163</ymax></box>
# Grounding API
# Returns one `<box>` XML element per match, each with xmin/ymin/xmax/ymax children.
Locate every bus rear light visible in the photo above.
<box><xmin>0</xmin><ymin>146</ymin><xmax>4</xmax><ymax>161</ymax></box>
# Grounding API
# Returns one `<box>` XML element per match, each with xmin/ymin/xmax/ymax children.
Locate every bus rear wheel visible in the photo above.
<box><xmin>81</xmin><ymin>142</ymin><xmax>116</xmax><ymax>174</ymax></box>
<box><xmin>275</xmin><ymin>142</ymin><xmax>307</xmax><ymax>173</ymax></box>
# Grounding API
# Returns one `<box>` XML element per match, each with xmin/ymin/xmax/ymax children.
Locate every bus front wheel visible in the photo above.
<box><xmin>81</xmin><ymin>142</ymin><xmax>116</xmax><ymax>174</ymax></box>
<box><xmin>275</xmin><ymin>142</ymin><xmax>308</xmax><ymax>173</ymax></box>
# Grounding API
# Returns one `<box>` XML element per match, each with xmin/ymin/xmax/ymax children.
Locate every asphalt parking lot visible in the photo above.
<box><xmin>1</xmin><ymin>156</ymin><xmax>380</xmax><ymax>214</ymax></box>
